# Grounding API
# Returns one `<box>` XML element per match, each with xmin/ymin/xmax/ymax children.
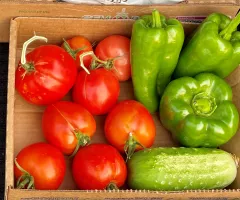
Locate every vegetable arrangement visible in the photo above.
<box><xmin>14</xmin><ymin>10</ymin><xmax>240</xmax><ymax>191</ymax></box>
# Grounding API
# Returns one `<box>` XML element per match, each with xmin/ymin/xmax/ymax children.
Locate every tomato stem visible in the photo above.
<box><xmin>15</xmin><ymin>158</ymin><xmax>29</xmax><ymax>174</ymax></box>
<box><xmin>17</xmin><ymin>175</ymin><xmax>24</xmax><ymax>186</ymax></box>
<box><xmin>124</xmin><ymin>132</ymin><xmax>145</xmax><ymax>162</ymax></box>
<box><xmin>62</xmin><ymin>38</ymin><xmax>86</xmax><ymax>60</ymax></box>
<box><xmin>91</xmin><ymin>41</ymin><xmax>97</xmax><ymax>48</ymax></box>
<box><xmin>70</xmin><ymin>130</ymin><xmax>91</xmax><ymax>158</ymax></box>
<box><xmin>15</xmin><ymin>158</ymin><xmax>35</xmax><ymax>189</ymax></box>
<box><xmin>21</xmin><ymin>35</ymin><xmax>48</xmax><ymax>66</ymax></box>
<box><xmin>82</xmin><ymin>51</ymin><xmax>107</xmax><ymax>64</ymax></box>
<box><xmin>106</xmin><ymin>182</ymin><xmax>119</xmax><ymax>190</ymax></box>
<box><xmin>80</xmin><ymin>50</ymin><xmax>115</xmax><ymax>72</ymax></box>
<box><xmin>17</xmin><ymin>177</ymin><xmax>30</xmax><ymax>189</ymax></box>
<box><xmin>79</xmin><ymin>52</ymin><xmax>95</xmax><ymax>74</ymax></box>
<box><xmin>27</xmin><ymin>178</ymin><xmax>35</xmax><ymax>189</ymax></box>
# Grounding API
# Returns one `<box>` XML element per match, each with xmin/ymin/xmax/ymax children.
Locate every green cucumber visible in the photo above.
<box><xmin>127</xmin><ymin>147</ymin><xmax>238</xmax><ymax>191</ymax></box>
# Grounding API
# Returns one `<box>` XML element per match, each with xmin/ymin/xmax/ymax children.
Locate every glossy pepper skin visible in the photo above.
<box><xmin>160</xmin><ymin>73</ymin><xmax>239</xmax><ymax>148</ymax></box>
<box><xmin>131</xmin><ymin>10</ymin><xmax>184</xmax><ymax>113</ymax></box>
<box><xmin>173</xmin><ymin>12</ymin><xmax>240</xmax><ymax>79</ymax></box>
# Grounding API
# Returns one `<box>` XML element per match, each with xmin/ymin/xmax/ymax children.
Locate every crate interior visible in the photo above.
<box><xmin>11</xmin><ymin>17</ymin><xmax>240</xmax><ymax>190</ymax></box>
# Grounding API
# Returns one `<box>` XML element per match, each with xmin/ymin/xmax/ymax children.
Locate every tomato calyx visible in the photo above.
<box><xmin>70</xmin><ymin>130</ymin><xmax>91</xmax><ymax>158</ymax></box>
<box><xmin>15</xmin><ymin>158</ymin><xmax>35</xmax><ymax>189</ymax></box>
<box><xmin>106</xmin><ymin>182</ymin><xmax>119</xmax><ymax>190</ymax></box>
<box><xmin>62</xmin><ymin>38</ymin><xmax>86</xmax><ymax>60</ymax></box>
<box><xmin>124</xmin><ymin>132</ymin><xmax>145</xmax><ymax>162</ymax></box>
<box><xmin>20</xmin><ymin>35</ymin><xmax>48</xmax><ymax>78</ymax></box>
<box><xmin>80</xmin><ymin>51</ymin><xmax>119</xmax><ymax>73</ymax></box>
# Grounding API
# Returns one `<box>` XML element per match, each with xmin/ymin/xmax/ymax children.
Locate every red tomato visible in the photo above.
<box><xmin>72</xmin><ymin>143</ymin><xmax>127</xmax><ymax>190</ymax></box>
<box><xmin>15</xmin><ymin>45</ymin><xmax>78</xmax><ymax>105</ymax></box>
<box><xmin>72</xmin><ymin>68</ymin><xmax>120</xmax><ymax>115</ymax></box>
<box><xmin>104</xmin><ymin>100</ymin><xmax>156</xmax><ymax>160</ymax></box>
<box><xmin>14</xmin><ymin>142</ymin><xmax>66</xmax><ymax>190</ymax></box>
<box><xmin>42</xmin><ymin>101</ymin><xmax>96</xmax><ymax>156</ymax></box>
<box><xmin>95</xmin><ymin>35</ymin><xmax>131</xmax><ymax>82</ymax></box>
<box><xmin>62</xmin><ymin>36</ymin><xmax>93</xmax><ymax>69</ymax></box>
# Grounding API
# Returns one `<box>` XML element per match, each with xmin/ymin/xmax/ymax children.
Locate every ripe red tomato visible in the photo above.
<box><xmin>95</xmin><ymin>35</ymin><xmax>131</xmax><ymax>82</ymax></box>
<box><xmin>62</xmin><ymin>36</ymin><xmax>93</xmax><ymax>69</ymax></box>
<box><xmin>72</xmin><ymin>143</ymin><xmax>127</xmax><ymax>190</ymax></box>
<box><xmin>42</xmin><ymin>101</ymin><xmax>96</xmax><ymax>156</ymax></box>
<box><xmin>15</xmin><ymin>44</ymin><xmax>78</xmax><ymax>105</ymax></box>
<box><xmin>72</xmin><ymin>68</ymin><xmax>120</xmax><ymax>115</ymax></box>
<box><xmin>14</xmin><ymin>142</ymin><xmax>66</xmax><ymax>190</ymax></box>
<box><xmin>104</xmin><ymin>100</ymin><xmax>156</xmax><ymax>160</ymax></box>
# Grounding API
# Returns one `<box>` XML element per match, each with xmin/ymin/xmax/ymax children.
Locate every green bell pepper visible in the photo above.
<box><xmin>131</xmin><ymin>10</ymin><xmax>184</xmax><ymax>113</ymax></box>
<box><xmin>173</xmin><ymin>12</ymin><xmax>240</xmax><ymax>79</ymax></box>
<box><xmin>160</xmin><ymin>73</ymin><xmax>239</xmax><ymax>148</ymax></box>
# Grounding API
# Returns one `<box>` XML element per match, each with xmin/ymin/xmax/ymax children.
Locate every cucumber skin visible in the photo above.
<box><xmin>127</xmin><ymin>147</ymin><xmax>237</xmax><ymax>191</ymax></box>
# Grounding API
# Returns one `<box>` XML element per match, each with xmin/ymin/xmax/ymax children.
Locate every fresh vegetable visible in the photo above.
<box><xmin>94</xmin><ymin>35</ymin><xmax>131</xmax><ymax>82</ymax></box>
<box><xmin>173</xmin><ymin>12</ymin><xmax>240</xmax><ymax>79</ymax></box>
<box><xmin>104</xmin><ymin>100</ymin><xmax>156</xmax><ymax>160</ymax></box>
<box><xmin>127</xmin><ymin>147</ymin><xmax>239</xmax><ymax>191</ymax></box>
<box><xmin>131</xmin><ymin>9</ymin><xmax>184</xmax><ymax>113</ymax></box>
<box><xmin>160</xmin><ymin>73</ymin><xmax>239</xmax><ymax>148</ymax></box>
<box><xmin>72</xmin><ymin>143</ymin><xmax>127</xmax><ymax>190</ymax></box>
<box><xmin>72</xmin><ymin>67</ymin><xmax>120</xmax><ymax>115</ymax></box>
<box><xmin>42</xmin><ymin>101</ymin><xmax>96</xmax><ymax>156</ymax></box>
<box><xmin>14</xmin><ymin>142</ymin><xmax>66</xmax><ymax>190</ymax></box>
<box><xmin>15</xmin><ymin>35</ymin><xmax>78</xmax><ymax>105</ymax></box>
<box><xmin>62</xmin><ymin>36</ymin><xmax>93</xmax><ymax>69</ymax></box>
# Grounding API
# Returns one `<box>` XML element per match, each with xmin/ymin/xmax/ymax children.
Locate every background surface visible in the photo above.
<box><xmin>0</xmin><ymin>43</ymin><xmax>8</xmax><ymax>200</ymax></box>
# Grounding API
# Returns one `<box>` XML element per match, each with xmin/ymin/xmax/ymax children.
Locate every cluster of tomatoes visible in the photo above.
<box><xmin>14</xmin><ymin>34</ymin><xmax>156</xmax><ymax>190</ymax></box>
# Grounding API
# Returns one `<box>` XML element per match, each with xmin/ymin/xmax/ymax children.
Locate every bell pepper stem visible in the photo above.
<box><xmin>152</xmin><ymin>10</ymin><xmax>161</xmax><ymax>28</ymax></box>
<box><xmin>21</xmin><ymin>35</ymin><xmax>48</xmax><ymax>66</ymax></box>
<box><xmin>69</xmin><ymin>130</ymin><xmax>91</xmax><ymax>158</ymax></box>
<box><xmin>191</xmin><ymin>92</ymin><xmax>217</xmax><ymax>117</ymax></box>
<box><xmin>220</xmin><ymin>12</ymin><xmax>240</xmax><ymax>40</ymax></box>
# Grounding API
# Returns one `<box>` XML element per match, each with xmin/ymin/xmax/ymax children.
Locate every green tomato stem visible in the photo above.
<box><xmin>15</xmin><ymin>158</ymin><xmax>35</xmax><ymax>189</ymax></box>
<box><xmin>124</xmin><ymin>132</ymin><xmax>145</xmax><ymax>162</ymax></box>
<box><xmin>62</xmin><ymin>38</ymin><xmax>86</xmax><ymax>60</ymax></box>
<box><xmin>106</xmin><ymin>182</ymin><xmax>119</xmax><ymax>190</ymax></box>
<box><xmin>70</xmin><ymin>130</ymin><xmax>91</xmax><ymax>158</ymax></box>
<box><xmin>17</xmin><ymin>177</ymin><xmax>30</xmax><ymax>189</ymax></box>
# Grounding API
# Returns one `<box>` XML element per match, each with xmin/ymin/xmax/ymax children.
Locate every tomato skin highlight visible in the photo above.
<box><xmin>42</xmin><ymin>101</ymin><xmax>96</xmax><ymax>156</ymax></box>
<box><xmin>72</xmin><ymin>68</ymin><xmax>120</xmax><ymax>115</ymax></box>
<box><xmin>104</xmin><ymin>100</ymin><xmax>156</xmax><ymax>153</ymax></box>
<box><xmin>15</xmin><ymin>45</ymin><xmax>78</xmax><ymax>105</ymax></box>
<box><xmin>72</xmin><ymin>143</ymin><xmax>127</xmax><ymax>190</ymax></box>
<box><xmin>62</xmin><ymin>36</ymin><xmax>93</xmax><ymax>69</ymax></box>
<box><xmin>95</xmin><ymin>35</ymin><xmax>131</xmax><ymax>82</ymax></box>
<box><xmin>14</xmin><ymin>142</ymin><xmax>66</xmax><ymax>190</ymax></box>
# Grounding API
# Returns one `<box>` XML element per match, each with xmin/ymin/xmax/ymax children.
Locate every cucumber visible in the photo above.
<box><xmin>127</xmin><ymin>147</ymin><xmax>238</xmax><ymax>191</ymax></box>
